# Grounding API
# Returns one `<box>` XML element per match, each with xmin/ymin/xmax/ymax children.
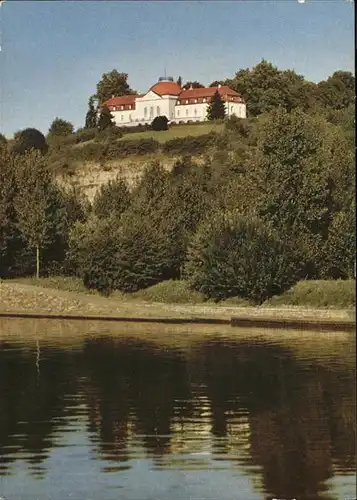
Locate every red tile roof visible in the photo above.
<box><xmin>103</xmin><ymin>95</ymin><xmax>138</xmax><ymax>107</ymax></box>
<box><xmin>149</xmin><ymin>81</ymin><xmax>182</xmax><ymax>96</ymax></box>
<box><xmin>178</xmin><ymin>85</ymin><xmax>239</xmax><ymax>100</ymax></box>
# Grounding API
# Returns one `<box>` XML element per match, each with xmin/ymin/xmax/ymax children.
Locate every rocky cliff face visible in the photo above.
<box><xmin>56</xmin><ymin>155</ymin><xmax>181</xmax><ymax>202</ymax></box>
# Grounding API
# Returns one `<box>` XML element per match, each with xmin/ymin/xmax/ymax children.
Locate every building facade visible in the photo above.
<box><xmin>102</xmin><ymin>77</ymin><xmax>246</xmax><ymax>127</ymax></box>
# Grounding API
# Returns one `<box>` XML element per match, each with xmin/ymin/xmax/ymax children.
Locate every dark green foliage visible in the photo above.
<box><xmin>93</xmin><ymin>177</ymin><xmax>131</xmax><ymax>219</ymax></box>
<box><xmin>74</xmin><ymin>128</ymin><xmax>97</xmax><ymax>143</ymax></box>
<box><xmin>176</xmin><ymin>76</ymin><xmax>182</xmax><ymax>87</ymax></box>
<box><xmin>48</xmin><ymin>117</ymin><xmax>74</xmax><ymax>137</ymax></box>
<box><xmin>224</xmin><ymin>115</ymin><xmax>251</xmax><ymax>137</ymax></box>
<box><xmin>151</xmin><ymin>116</ymin><xmax>169</xmax><ymax>131</ymax></box>
<box><xmin>97</xmin><ymin>106</ymin><xmax>115</xmax><ymax>131</ymax></box>
<box><xmin>162</xmin><ymin>132</ymin><xmax>218</xmax><ymax>155</ymax></box>
<box><xmin>315</xmin><ymin>71</ymin><xmax>355</xmax><ymax>110</ymax></box>
<box><xmin>94</xmin><ymin>70</ymin><xmax>135</xmax><ymax>105</ymax></box>
<box><xmin>206</xmin><ymin>90</ymin><xmax>226</xmax><ymax>121</ymax></box>
<box><xmin>12</xmin><ymin>128</ymin><xmax>48</xmax><ymax>155</ymax></box>
<box><xmin>321</xmin><ymin>204</ymin><xmax>356</xmax><ymax>279</ymax></box>
<box><xmin>0</xmin><ymin>148</ymin><xmax>22</xmax><ymax>277</ymax></box>
<box><xmin>0</xmin><ymin>133</ymin><xmax>7</xmax><ymax>146</ymax></box>
<box><xmin>85</xmin><ymin>97</ymin><xmax>98</xmax><ymax>129</ymax></box>
<box><xmin>105</xmin><ymin>138</ymin><xmax>159</xmax><ymax>159</ymax></box>
<box><xmin>182</xmin><ymin>81</ymin><xmax>204</xmax><ymax>90</ymax></box>
<box><xmin>184</xmin><ymin>212</ymin><xmax>303</xmax><ymax>304</ymax></box>
<box><xmin>94</xmin><ymin>126</ymin><xmax>123</xmax><ymax>142</ymax></box>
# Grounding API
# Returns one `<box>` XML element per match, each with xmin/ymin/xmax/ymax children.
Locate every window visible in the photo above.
<box><xmin>129</xmin><ymin>114</ymin><xmax>132</xmax><ymax>121</ymax></box>
<box><xmin>177</xmin><ymin>110</ymin><xmax>180</xmax><ymax>117</ymax></box>
<box><xmin>231</xmin><ymin>106</ymin><xmax>233</xmax><ymax>112</ymax></box>
<box><xmin>121</xmin><ymin>115</ymin><xmax>124</xmax><ymax>121</ymax></box>
<box><xmin>203</xmin><ymin>98</ymin><xmax>206</xmax><ymax>103</ymax></box>
<box><xmin>194</xmin><ymin>108</ymin><xmax>197</xmax><ymax>115</ymax></box>
<box><xmin>186</xmin><ymin>109</ymin><xmax>188</xmax><ymax>116</ymax></box>
<box><xmin>144</xmin><ymin>107</ymin><xmax>147</xmax><ymax>116</ymax></box>
<box><xmin>194</xmin><ymin>99</ymin><xmax>197</xmax><ymax>104</ymax></box>
<box><xmin>150</xmin><ymin>106</ymin><xmax>153</xmax><ymax>117</ymax></box>
<box><xmin>156</xmin><ymin>106</ymin><xmax>160</xmax><ymax>116</ymax></box>
<box><xmin>121</xmin><ymin>106</ymin><xmax>124</xmax><ymax>110</ymax></box>
<box><xmin>177</xmin><ymin>101</ymin><xmax>181</xmax><ymax>105</ymax></box>
<box><xmin>186</xmin><ymin>100</ymin><xmax>189</xmax><ymax>104</ymax></box>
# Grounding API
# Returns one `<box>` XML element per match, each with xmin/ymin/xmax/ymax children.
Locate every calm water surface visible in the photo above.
<box><xmin>0</xmin><ymin>320</ymin><xmax>355</xmax><ymax>500</ymax></box>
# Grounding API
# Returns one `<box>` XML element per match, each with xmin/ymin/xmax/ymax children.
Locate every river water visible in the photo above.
<box><xmin>0</xmin><ymin>319</ymin><xmax>355</xmax><ymax>500</ymax></box>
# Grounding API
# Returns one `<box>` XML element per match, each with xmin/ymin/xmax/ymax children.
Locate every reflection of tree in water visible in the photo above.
<box><xmin>82</xmin><ymin>337</ymin><xmax>194</xmax><ymax>462</ymax></box>
<box><xmin>0</xmin><ymin>333</ymin><xmax>354</xmax><ymax>499</ymax></box>
<box><xmin>197</xmin><ymin>339</ymin><xmax>356</xmax><ymax>500</ymax></box>
<box><xmin>0</xmin><ymin>340</ymin><xmax>80</xmax><ymax>474</ymax></box>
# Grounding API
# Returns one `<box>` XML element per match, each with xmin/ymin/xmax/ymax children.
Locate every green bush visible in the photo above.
<box><xmin>106</xmin><ymin>138</ymin><xmax>159</xmax><ymax>159</ymax></box>
<box><xmin>79</xmin><ymin>214</ymin><xmax>180</xmax><ymax>294</ymax></box>
<box><xmin>152</xmin><ymin>116</ymin><xmax>169</xmax><ymax>131</ymax></box>
<box><xmin>131</xmin><ymin>279</ymin><xmax>205</xmax><ymax>303</ymax></box>
<box><xmin>184</xmin><ymin>211</ymin><xmax>303</xmax><ymax>304</ymax></box>
<box><xmin>94</xmin><ymin>127</ymin><xmax>123</xmax><ymax>142</ymax></box>
<box><xmin>267</xmin><ymin>280</ymin><xmax>356</xmax><ymax>308</ymax></box>
<box><xmin>74</xmin><ymin>128</ymin><xmax>98</xmax><ymax>144</ymax></box>
<box><xmin>162</xmin><ymin>132</ymin><xmax>218</xmax><ymax>155</ymax></box>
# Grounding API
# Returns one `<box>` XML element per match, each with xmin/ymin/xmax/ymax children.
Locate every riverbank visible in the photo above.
<box><xmin>0</xmin><ymin>280</ymin><xmax>355</xmax><ymax>326</ymax></box>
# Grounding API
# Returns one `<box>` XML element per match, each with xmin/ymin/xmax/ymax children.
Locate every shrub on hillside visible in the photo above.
<box><xmin>94</xmin><ymin>127</ymin><xmax>123</xmax><ymax>142</ymax></box>
<box><xmin>151</xmin><ymin>116</ymin><xmax>169</xmax><ymax>131</ymax></box>
<box><xmin>162</xmin><ymin>132</ymin><xmax>218</xmax><ymax>155</ymax></box>
<box><xmin>73</xmin><ymin>142</ymin><xmax>107</xmax><ymax>162</ymax></box>
<box><xmin>105</xmin><ymin>138</ymin><xmax>159</xmax><ymax>159</ymax></box>
<box><xmin>74</xmin><ymin>128</ymin><xmax>98</xmax><ymax>144</ymax></box>
<box><xmin>184</xmin><ymin>212</ymin><xmax>303</xmax><ymax>304</ymax></box>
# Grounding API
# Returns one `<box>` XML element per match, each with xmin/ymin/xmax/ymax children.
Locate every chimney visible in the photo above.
<box><xmin>111</xmin><ymin>94</ymin><xmax>115</xmax><ymax>98</ymax></box>
<box><xmin>190</xmin><ymin>84</ymin><xmax>193</xmax><ymax>90</ymax></box>
<box><xmin>218</xmin><ymin>84</ymin><xmax>221</xmax><ymax>89</ymax></box>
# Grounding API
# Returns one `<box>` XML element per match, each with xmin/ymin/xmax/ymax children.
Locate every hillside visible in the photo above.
<box><xmin>52</xmin><ymin>122</ymin><xmax>224</xmax><ymax>201</ymax></box>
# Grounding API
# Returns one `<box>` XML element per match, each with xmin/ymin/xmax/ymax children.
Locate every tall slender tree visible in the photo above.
<box><xmin>85</xmin><ymin>97</ymin><xmax>98</xmax><ymax>129</ymax></box>
<box><xmin>206</xmin><ymin>90</ymin><xmax>226</xmax><ymax>120</ymax></box>
<box><xmin>14</xmin><ymin>151</ymin><xmax>58</xmax><ymax>278</ymax></box>
<box><xmin>97</xmin><ymin>105</ymin><xmax>115</xmax><ymax>131</ymax></box>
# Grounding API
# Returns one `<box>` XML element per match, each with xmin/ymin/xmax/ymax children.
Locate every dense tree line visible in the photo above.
<box><xmin>1</xmin><ymin>62</ymin><xmax>354</xmax><ymax>302</ymax></box>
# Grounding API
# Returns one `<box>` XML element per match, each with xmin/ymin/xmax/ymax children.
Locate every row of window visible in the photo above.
<box><xmin>144</xmin><ymin>106</ymin><xmax>160</xmax><ymax>116</ymax></box>
<box><xmin>112</xmin><ymin>105</ymin><xmax>133</xmax><ymax>111</ymax></box>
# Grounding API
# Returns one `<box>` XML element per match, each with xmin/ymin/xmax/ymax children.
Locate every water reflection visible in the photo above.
<box><xmin>0</xmin><ymin>324</ymin><xmax>355</xmax><ymax>500</ymax></box>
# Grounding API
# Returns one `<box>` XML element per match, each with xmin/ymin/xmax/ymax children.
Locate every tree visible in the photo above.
<box><xmin>0</xmin><ymin>133</ymin><xmax>7</xmax><ymax>146</ymax></box>
<box><xmin>245</xmin><ymin>108</ymin><xmax>337</xmax><ymax>277</ymax></box>
<box><xmin>184</xmin><ymin>212</ymin><xmax>302</xmax><ymax>304</ymax></box>
<box><xmin>176</xmin><ymin>76</ymin><xmax>182</xmax><ymax>87</ymax></box>
<box><xmin>12</xmin><ymin>128</ymin><xmax>48</xmax><ymax>155</ymax></box>
<box><xmin>94</xmin><ymin>69</ymin><xmax>135</xmax><ymax>105</ymax></box>
<box><xmin>48</xmin><ymin>118</ymin><xmax>74</xmax><ymax>137</ymax></box>
<box><xmin>93</xmin><ymin>177</ymin><xmax>131</xmax><ymax>219</ymax></box>
<box><xmin>151</xmin><ymin>116</ymin><xmax>169</xmax><ymax>131</ymax></box>
<box><xmin>85</xmin><ymin>97</ymin><xmax>98</xmax><ymax>129</ymax></box>
<box><xmin>182</xmin><ymin>81</ymin><xmax>204</xmax><ymax>90</ymax></box>
<box><xmin>97</xmin><ymin>105</ymin><xmax>115</xmax><ymax>131</ymax></box>
<box><xmin>0</xmin><ymin>147</ymin><xmax>20</xmax><ymax>277</ymax></box>
<box><xmin>209</xmin><ymin>80</ymin><xmax>224</xmax><ymax>87</ymax></box>
<box><xmin>227</xmin><ymin>59</ymin><xmax>317</xmax><ymax>116</ymax></box>
<box><xmin>13</xmin><ymin>151</ymin><xmax>59</xmax><ymax>278</ymax></box>
<box><xmin>316</xmin><ymin>71</ymin><xmax>355</xmax><ymax>110</ymax></box>
<box><xmin>206</xmin><ymin>90</ymin><xmax>226</xmax><ymax>120</ymax></box>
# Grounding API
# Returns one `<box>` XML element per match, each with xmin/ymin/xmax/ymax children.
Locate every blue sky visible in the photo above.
<box><xmin>0</xmin><ymin>0</ymin><xmax>354</xmax><ymax>138</ymax></box>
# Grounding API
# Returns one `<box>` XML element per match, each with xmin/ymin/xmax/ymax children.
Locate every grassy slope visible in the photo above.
<box><xmin>9</xmin><ymin>277</ymin><xmax>356</xmax><ymax>310</ymax></box>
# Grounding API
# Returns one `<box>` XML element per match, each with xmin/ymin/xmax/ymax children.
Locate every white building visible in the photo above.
<box><xmin>102</xmin><ymin>77</ymin><xmax>246</xmax><ymax>127</ymax></box>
